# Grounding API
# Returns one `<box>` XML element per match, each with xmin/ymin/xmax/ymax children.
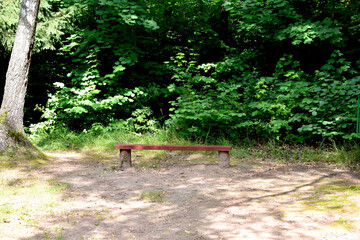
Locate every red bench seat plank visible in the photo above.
<box><xmin>114</xmin><ymin>144</ymin><xmax>231</xmax><ymax>152</ymax></box>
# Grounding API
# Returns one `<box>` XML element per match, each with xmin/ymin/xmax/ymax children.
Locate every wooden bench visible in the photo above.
<box><xmin>114</xmin><ymin>144</ymin><xmax>232</xmax><ymax>168</ymax></box>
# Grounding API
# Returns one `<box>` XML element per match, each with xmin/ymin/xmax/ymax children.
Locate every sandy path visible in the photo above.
<box><xmin>6</xmin><ymin>152</ymin><xmax>360</xmax><ymax>239</ymax></box>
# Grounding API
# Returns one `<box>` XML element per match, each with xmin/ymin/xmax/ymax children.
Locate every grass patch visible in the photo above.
<box><xmin>0</xmin><ymin>145</ymin><xmax>49</xmax><ymax>169</ymax></box>
<box><xmin>29</xmin><ymin>121</ymin><xmax>360</xmax><ymax>168</ymax></box>
<box><xmin>0</xmin><ymin>169</ymin><xmax>69</xmax><ymax>237</ymax></box>
<box><xmin>140</xmin><ymin>189</ymin><xmax>166</xmax><ymax>202</ymax></box>
<box><xmin>231</xmin><ymin>141</ymin><xmax>360</xmax><ymax>168</ymax></box>
<box><xmin>333</xmin><ymin>143</ymin><xmax>360</xmax><ymax>168</ymax></box>
<box><xmin>30</xmin><ymin>122</ymin><xmax>191</xmax><ymax>152</ymax></box>
<box><xmin>330</xmin><ymin>218</ymin><xmax>355</xmax><ymax>230</ymax></box>
<box><xmin>291</xmin><ymin>179</ymin><xmax>360</xmax><ymax>229</ymax></box>
<box><xmin>36</xmin><ymin>232</ymin><xmax>64</xmax><ymax>240</ymax></box>
<box><xmin>295</xmin><ymin>180</ymin><xmax>360</xmax><ymax>211</ymax></box>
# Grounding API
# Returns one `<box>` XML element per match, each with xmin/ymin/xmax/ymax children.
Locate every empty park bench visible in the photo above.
<box><xmin>114</xmin><ymin>144</ymin><xmax>232</xmax><ymax>168</ymax></box>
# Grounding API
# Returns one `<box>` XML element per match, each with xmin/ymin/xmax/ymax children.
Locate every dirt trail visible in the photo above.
<box><xmin>5</xmin><ymin>152</ymin><xmax>360</xmax><ymax>239</ymax></box>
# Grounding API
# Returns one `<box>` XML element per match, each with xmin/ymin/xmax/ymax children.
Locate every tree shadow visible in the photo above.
<box><xmin>19</xmin><ymin>151</ymin><xmax>360</xmax><ymax>240</ymax></box>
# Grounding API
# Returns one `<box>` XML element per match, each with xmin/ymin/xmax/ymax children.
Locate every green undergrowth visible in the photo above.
<box><xmin>233</xmin><ymin>140</ymin><xmax>360</xmax><ymax>167</ymax></box>
<box><xmin>29</xmin><ymin>122</ymin><xmax>360</xmax><ymax>168</ymax></box>
<box><xmin>30</xmin><ymin>122</ymin><xmax>194</xmax><ymax>152</ymax></box>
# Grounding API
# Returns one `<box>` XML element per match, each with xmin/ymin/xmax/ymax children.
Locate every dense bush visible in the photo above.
<box><xmin>166</xmin><ymin>50</ymin><xmax>360</xmax><ymax>142</ymax></box>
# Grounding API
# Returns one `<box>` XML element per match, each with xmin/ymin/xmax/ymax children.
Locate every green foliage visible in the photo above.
<box><xmin>126</xmin><ymin>107</ymin><xmax>159</xmax><ymax>133</ymax></box>
<box><xmin>296</xmin><ymin>51</ymin><xmax>360</xmax><ymax>140</ymax></box>
<box><xmin>166</xmin><ymin>51</ymin><xmax>257</xmax><ymax>140</ymax></box>
<box><xmin>157</xmin><ymin>0</ymin><xmax>360</xmax><ymax>143</ymax></box>
<box><xmin>0</xmin><ymin>0</ymin><xmax>72</xmax><ymax>52</ymax></box>
<box><xmin>2</xmin><ymin>0</ymin><xmax>360</xmax><ymax>146</ymax></box>
<box><xmin>278</xmin><ymin>18</ymin><xmax>343</xmax><ymax>45</ymax></box>
<box><xmin>228</xmin><ymin>0</ymin><xmax>301</xmax><ymax>42</ymax></box>
<box><xmin>34</xmin><ymin>0</ymin><xmax>160</xmax><ymax>129</ymax></box>
<box><xmin>29</xmin><ymin>121</ymin><xmax>360</xmax><ymax>168</ymax></box>
<box><xmin>357</xmin><ymin>98</ymin><xmax>360</xmax><ymax>136</ymax></box>
<box><xmin>247</xmin><ymin>51</ymin><xmax>360</xmax><ymax>142</ymax></box>
<box><xmin>42</xmin><ymin>81</ymin><xmax>146</xmax><ymax>129</ymax></box>
<box><xmin>0</xmin><ymin>0</ymin><xmax>19</xmax><ymax>50</ymax></box>
<box><xmin>30</xmin><ymin>120</ymin><xmax>188</xmax><ymax>151</ymax></box>
<box><xmin>167</xmin><ymin>49</ymin><xmax>360</xmax><ymax>142</ymax></box>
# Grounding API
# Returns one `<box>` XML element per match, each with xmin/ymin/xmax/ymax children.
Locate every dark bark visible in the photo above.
<box><xmin>220</xmin><ymin>6</ymin><xmax>229</xmax><ymax>41</ymax></box>
<box><xmin>0</xmin><ymin>0</ymin><xmax>40</xmax><ymax>153</ymax></box>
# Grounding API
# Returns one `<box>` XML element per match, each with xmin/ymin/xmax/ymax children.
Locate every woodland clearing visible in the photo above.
<box><xmin>1</xmin><ymin>151</ymin><xmax>360</xmax><ymax>240</ymax></box>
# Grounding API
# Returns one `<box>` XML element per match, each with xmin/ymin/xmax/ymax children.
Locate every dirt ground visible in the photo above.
<box><xmin>2</xmin><ymin>151</ymin><xmax>360</xmax><ymax>240</ymax></box>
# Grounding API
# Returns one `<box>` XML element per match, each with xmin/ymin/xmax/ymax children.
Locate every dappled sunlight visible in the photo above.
<box><xmin>0</xmin><ymin>170</ymin><xmax>69</xmax><ymax>239</ymax></box>
<box><xmin>0</xmin><ymin>151</ymin><xmax>359</xmax><ymax>239</ymax></box>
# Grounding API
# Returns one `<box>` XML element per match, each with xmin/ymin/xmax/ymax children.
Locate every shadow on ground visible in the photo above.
<box><xmin>17</xmin><ymin>151</ymin><xmax>360</xmax><ymax>240</ymax></box>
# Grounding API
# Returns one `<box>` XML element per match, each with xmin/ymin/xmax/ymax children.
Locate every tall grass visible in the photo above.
<box><xmin>30</xmin><ymin>121</ymin><xmax>194</xmax><ymax>151</ymax></box>
<box><xmin>333</xmin><ymin>142</ymin><xmax>360</xmax><ymax>168</ymax></box>
<box><xmin>29</xmin><ymin>121</ymin><xmax>360</xmax><ymax>168</ymax></box>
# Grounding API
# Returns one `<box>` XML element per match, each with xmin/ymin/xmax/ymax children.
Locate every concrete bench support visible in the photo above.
<box><xmin>115</xmin><ymin>144</ymin><xmax>232</xmax><ymax>168</ymax></box>
<box><xmin>120</xmin><ymin>149</ymin><xmax>132</xmax><ymax>168</ymax></box>
<box><xmin>218</xmin><ymin>151</ymin><xmax>230</xmax><ymax>168</ymax></box>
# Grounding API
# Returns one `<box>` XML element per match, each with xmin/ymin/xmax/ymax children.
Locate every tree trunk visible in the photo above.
<box><xmin>0</xmin><ymin>0</ymin><xmax>41</xmax><ymax>154</ymax></box>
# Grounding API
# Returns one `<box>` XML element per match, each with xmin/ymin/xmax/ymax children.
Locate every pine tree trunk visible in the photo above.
<box><xmin>0</xmin><ymin>0</ymin><xmax>40</xmax><ymax>153</ymax></box>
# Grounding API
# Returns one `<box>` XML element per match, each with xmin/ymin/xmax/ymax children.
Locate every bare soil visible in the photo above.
<box><xmin>3</xmin><ymin>151</ymin><xmax>360</xmax><ymax>240</ymax></box>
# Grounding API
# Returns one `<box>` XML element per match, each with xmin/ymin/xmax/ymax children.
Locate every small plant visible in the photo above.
<box><xmin>42</xmin><ymin>232</ymin><xmax>64</xmax><ymax>240</ymax></box>
<box><xmin>140</xmin><ymin>189</ymin><xmax>166</xmax><ymax>202</ymax></box>
<box><xmin>126</xmin><ymin>107</ymin><xmax>159</xmax><ymax>133</ymax></box>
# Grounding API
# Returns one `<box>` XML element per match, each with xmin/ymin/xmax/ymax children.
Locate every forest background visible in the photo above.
<box><xmin>1</xmin><ymin>0</ymin><xmax>360</xmax><ymax>165</ymax></box>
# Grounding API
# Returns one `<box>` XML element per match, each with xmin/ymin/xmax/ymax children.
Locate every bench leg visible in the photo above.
<box><xmin>218</xmin><ymin>151</ymin><xmax>230</xmax><ymax>168</ymax></box>
<box><xmin>120</xmin><ymin>149</ymin><xmax>132</xmax><ymax>168</ymax></box>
